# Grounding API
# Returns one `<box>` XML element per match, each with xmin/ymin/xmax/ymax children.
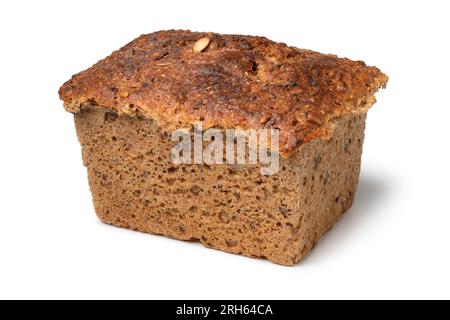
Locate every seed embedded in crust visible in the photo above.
<box><xmin>118</xmin><ymin>91</ymin><xmax>130</xmax><ymax>98</ymax></box>
<box><xmin>260</xmin><ymin>115</ymin><xmax>272</xmax><ymax>125</ymax></box>
<box><xmin>307</xmin><ymin>113</ymin><xmax>322</xmax><ymax>125</ymax></box>
<box><xmin>121</xmin><ymin>104</ymin><xmax>136</xmax><ymax>116</ymax></box>
<box><xmin>193</xmin><ymin>37</ymin><xmax>211</xmax><ymax>53</ymax></box>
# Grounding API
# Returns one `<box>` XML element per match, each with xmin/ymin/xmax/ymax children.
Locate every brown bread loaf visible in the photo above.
<box><xmin>59</xmin><ymin>30</ymin><xmax>387</xmax><ymax>265</ymax></box>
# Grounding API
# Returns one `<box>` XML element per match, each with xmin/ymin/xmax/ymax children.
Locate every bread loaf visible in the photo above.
<box><xmin>59</xmin><ymin>30</ymin><xmax>387</xmax><ymax>265</ymax></box>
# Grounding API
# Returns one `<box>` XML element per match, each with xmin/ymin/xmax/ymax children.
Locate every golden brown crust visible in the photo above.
<box><xmin>59</xmin><ymin>30</ymin><xmax>388</xmax><ymax>156</ymax></box>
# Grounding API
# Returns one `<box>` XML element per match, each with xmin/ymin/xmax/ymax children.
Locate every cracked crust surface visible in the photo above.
<box><xmin>59</xmin><ymin>30</ymin><xmax>387</xmax><ymax>156</ymax></box>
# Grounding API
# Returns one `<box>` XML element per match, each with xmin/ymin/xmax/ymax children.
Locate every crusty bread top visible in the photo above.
<box><xmin>59</xmin><ymin>30</ymin><xmax>387</xmax><ymax>157</ymax></box>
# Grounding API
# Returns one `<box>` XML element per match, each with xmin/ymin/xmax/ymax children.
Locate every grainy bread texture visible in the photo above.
<box><xmin>75</xmin><ymin>107</ymin><xmax>366</xmax><ymax>265</ymax></box>
<box><xmin>59</xmin><ymin>30</ymin><xmax>387</xmax><ymax>265</ymax></box>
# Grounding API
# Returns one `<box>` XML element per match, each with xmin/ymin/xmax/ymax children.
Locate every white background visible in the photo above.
<box><xmin>0</xmin><ymin>0</ymin><xmax>449</xmax><ymax>300</ymax></box>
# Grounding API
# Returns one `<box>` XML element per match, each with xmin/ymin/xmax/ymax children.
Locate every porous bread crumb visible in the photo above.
<box><xmin>75</xmin><ymin>106</ymin><xmax>367</xmax><ymax>265</ymax></box>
